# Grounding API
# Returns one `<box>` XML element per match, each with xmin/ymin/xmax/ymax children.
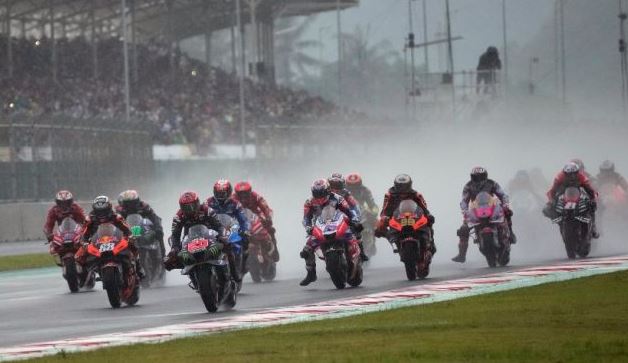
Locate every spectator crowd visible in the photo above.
<box><xmin>0</xmin><ymin>35</ymin><xmax>377</xmax><ymax>150</ymax></box>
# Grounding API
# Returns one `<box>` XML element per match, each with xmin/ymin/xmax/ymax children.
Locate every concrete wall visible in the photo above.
<box><xmin>0</xmin><ymin>202</ymin><xmax>91</xmax><ymax>242</ymax></box>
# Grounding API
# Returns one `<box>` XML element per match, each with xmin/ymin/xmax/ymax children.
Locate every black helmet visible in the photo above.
<box><xmin>470</xmin><ymin>167</ymin><xmax>488</xmax><ymax>183</ymax></box>
<box><xmin>311</xmin><ymin>179</ymin><xmax>331</xmax><ymax>200</ymax></box>
<box><xmin>328</xmin><ymin>173</ymin><xmax>346</xmax><ymax>192</ymax></box>
<box><xmin>92</xmin><ymin>196</ymin><xmax>113</xmax><ymax>221</ymax></box>
<box><xmin>600</xmin><ymin>160</ymin><xmax>615</xmax><ymax>173</ymax></box>
<box><xmin>394</xmin><ymin>174</ymin><xmax>413</xmax><ymax>193</ymax></box>
<box><xmin>117</xmin><ymin>189</ymin><xmax>141</xmax><ymax>211</ymax></box>
<box><xmin>487</xmin><ymin>46</ymin><xmax>498</xmax><ymax>54</ymax></box>
<box><xmin>55</xmin><ymin>190</ymin><xmax>74</xmax><ymax>211</ymax></box>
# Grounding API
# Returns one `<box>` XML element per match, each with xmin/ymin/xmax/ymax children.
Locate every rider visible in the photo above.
<box><xmin>76</xmin><ymin>196</ymin><xmax>143</xmax><ymax>278</ymax></box>
<box><xmin>571</xmin><ymin>158</ymin><xmax>596</xmax><ymax>185</ymax></box>
<box><xmin>375</xmin><ymin>174</ymin><xmax>436</xmax><ymax>253</ymax></box>
<box><xmin>596</xmin><ymin>160</ymin><xmax>628</xmax><ymax>194</ymax></box>
<box><xmin>207</xmin><ymin>180</ymin><xmax>251</xmax><ymax>277</ymax></box>
<box><xmin>328</xmin><ymin>173</ymin><xmax>368</xmax><ymax>261</ymax></box>
<box><xmin>115</xmin><ymin>190</ymin><xmax>166</xmax><ymax>258</ymax></box>
<box><xmin>164</xmin><ymin>192</ymin><xmax>235</xmax><ymax>280</ymax></box>
<box><xmin>233</xmin><ymin>181</ymin><xmax>279</xmax><ymax>262</ymax></box>
<box><xmin>507</xmin><ymin>170</ymin><xmax>546</xmax><ymax>205</ymax></box>
<box><xmin>299</xmin><ymin>179</ymin><xmax>363</xmax><ymax>286</ymax></box>
<box><xmin>345</xmin><ymin>173</ymin><xmax>379</xmax><ymax>218</ymax></box>
<box><xmin>44</xmin><ymin>190</ymin><xmax>86</xmax><ymax>261</ymax></box>
<box><xmin>544</xmin><ymin>162</ymin><xmax>599</xmax><ymax>238</ymax></box>
<box><xmin>452</xmin><ymin>167</ymin><xmax>515</xmax><ymax>263</ymax></box>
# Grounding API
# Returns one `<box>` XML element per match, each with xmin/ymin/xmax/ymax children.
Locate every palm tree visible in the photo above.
<box><xmin>274</xmin><ymin>17</ymin><xmax>323</xmax><ymax>85</ymax></box>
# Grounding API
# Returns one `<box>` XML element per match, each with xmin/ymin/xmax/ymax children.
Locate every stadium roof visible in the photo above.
<box><xmin>1</xmin><ymin>0</ymin><xmax>359</xmax><ymax>42</ymax></box>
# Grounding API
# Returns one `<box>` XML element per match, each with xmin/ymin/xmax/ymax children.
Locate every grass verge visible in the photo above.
<box><xmin>31</xmin><ymin>270</ymin><xmax>628</xmax><ymax>363</ymax></box>
<box><xmin>0</xmin><ymin>253</ymin><xmax>55</xmax><ymax>272</ymax></box>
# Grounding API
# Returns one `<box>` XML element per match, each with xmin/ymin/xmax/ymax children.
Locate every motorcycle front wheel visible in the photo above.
<box><xmin>101</xmin><ymin>266</ymin><xmax>122</xmax><ymax>308</ymax></box>
<box><xmin>325</xmin><ymin>250</ymin><xmax>347</xmax><ymax>289</ymax></box>
<box><xmin>195</xmin><ymin>264</ymin><xmax>219</xmax><ymax>313</ymax></box>
<box><xmin>63</xmin><ymin>257</ymin><xmax>79</xmax><ymax>293</ymax></box>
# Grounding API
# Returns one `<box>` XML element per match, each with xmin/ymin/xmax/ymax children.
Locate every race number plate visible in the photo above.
<box><xmin>187</xmin><ymin>239</ymin><xmax>209</xmax><ymax>253</ymax></box>
<box><xmin>99</xmin><ymin>243</ymin><xmax>115</xmax><ymax>253</ymax></box>
<box><xmin>564</xmin><ymin>202</ymin><xmax>577</xmax><ymax>210</ymax></box>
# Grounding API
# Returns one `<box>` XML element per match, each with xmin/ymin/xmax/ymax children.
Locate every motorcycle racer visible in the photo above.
<box><xmin>233</xmin><ymin>181</ymin><xmax>279</xmax><ymax>262</ymax></box>
<box><xmin>299</xmin><ymin>179</ymin><xmax>363</xmax><ymax>286</ymax></box>
<box><xmin>452</xmin><ymin>167</ymin><xmax>515</xmax><ymax>263</ymax></box>
<box><xmin>544</xmin><ymin>162</ymin><xmax>599</xmax><ymax>238</ymax></box>
<box><xmin>376</xmin><ymin>174</ymin><xmax>436</xmax><ymax>254</ymax></box>
<box><xmin>44</xmin><ymin>190</ymin><xmax>86</xmax><ymax>246</ymax></box>
<box><xmin>596</xmin><ymin>160</ymin><xmax>628</xmax><ymax>194</ymax></box>
<box><xmin>328</xmin><ymin>173</ymin><xmax>368</xmax><ymax>261</ymax></box>
<box><xmin>115</xmin><ymin>190</ymin><xmax>166</xmax><ymax>258</ymax></box>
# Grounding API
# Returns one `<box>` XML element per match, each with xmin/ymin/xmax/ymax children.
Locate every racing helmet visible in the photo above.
<box><xmin>55</xmin><ymin>190</ymin><xmax>74</xmax><ymax>211</ymax></box>
<box><xmin>599</xmin><ymin>160</ymin><xmax>615</xmax><ymax>174</ymax></box>
<box><xmin>328</xmin><ymin>173</ymin><xmax>346</xmax><ymax>192</ymax></box>
<box><xmin>394</xmin><ymin>174</ymin><xmax>413</xmax><ymax>193</ymax></box>
<box><xmin>470</xmin><ymin>167</ymin><xmax>488</xmax><ymax>183</ymax></box>
<box><xmin>311</xmin><ymin>179</ymin><xmax>331</xmax><ymax>201</ymax></box>
<box><xmin>234</xmin><ymin>181</ymin><xmax>253</xmax><ymax>202</ymax></box>
<box><xmin>346</xmin><ymin>173</ymin><xmax>363</xmax><ymax>187</ymax></box>
<box><xmin>563</xmin><ymin>162</ymin><xmax>580</xmax><ymax>183</ymax></box>
<box><xmin>179</xmin><ymin>191</ymin><xmax>200</xmax><ymax>216</ymax></box>
<box><xmin>92</xmin><ymin>196</ymin><xmax>113</xmax><ymax>221</ymax></box>
<box><xmin>117</xmin><ymin>189</ymin><xmax>141</xmax><ymax>211</ymax></box>
<box><xmin>213</xmin><ymin>179</ymin><xmax>232</xmax><ymax>203</ymax></box>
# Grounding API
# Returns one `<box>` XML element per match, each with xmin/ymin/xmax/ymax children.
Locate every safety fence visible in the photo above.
<box><xmin>0</xmin><ymin>114</ymin><xmax>153</xmax><ymax>201</ymax></box>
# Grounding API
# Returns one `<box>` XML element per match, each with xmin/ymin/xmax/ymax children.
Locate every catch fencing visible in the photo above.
<box><xmin>0</xmin><ymin>114</ymin><xmax>153</xmax><ymax>201</ymax></box>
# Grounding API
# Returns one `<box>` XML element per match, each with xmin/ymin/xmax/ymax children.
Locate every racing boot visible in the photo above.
<box><xmin>359</xmin><ymin>241</ymin><xmax>369</xmax><ymax>262</ymax></box>
<box><xmin>227</xmin><ymin>251</ymin><xmax>242</xmax><ymax>283</ymax></box>
<box><xmin>299</xmin><ymin>268</ymin><xmax>317</xmax><ymax>286</ymax></box>
<box><xmin>136</xmin><ymin>259</ymin><xmax>146</xmax><ymax>279</ymax></box>
<box><xmin>591</xmin><ymin>219</ymin><xmax>600</xmax><ymax>239</ymax></box>
<box><xmin>451</xmin><ymin>240</ymin><xmax>468</xmax><ymax>263</ymax></box>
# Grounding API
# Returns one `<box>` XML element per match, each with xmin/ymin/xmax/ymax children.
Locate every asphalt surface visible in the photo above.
<box><xmin>0</xmin><ymin>257</ymin><xmax>539</xmax><ymax>349</ymax></box>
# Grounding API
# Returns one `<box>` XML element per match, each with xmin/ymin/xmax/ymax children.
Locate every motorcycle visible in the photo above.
<box><xmin>127</xmin><ymin>214</ymin><xmax>165</xmax><ymax>288</ymax></box>
<box><xmin>242</xmin><ymin>209</ymin><xmax>276</xmax><ymax>283</ymax></box>
<box><xmin>85</xmin><ymin>223</ymin><xmax>140</xmax><ymax>308</ymax></box>
<box><xmin>467</xmin><ymin>191</ymin><xmax>511</xmax><ymax>267</ymax></box>
<box><xmin>216</xmin><ymin>213</ymin><xmax>244</xmax><ymax>291</ymax></box>
<box><xmin>311</xmin><ymin>205</ymin><xmax>363</xmax><ymax>289</ymax></box>
<box><xmin>551</xmin><ymin>187</ymin><xmax>593</xmax><ymax>259</ymax></box>
<box><xmin>50</xmin><ymin>217</ymin><xmax>95</xmax><ymax>293</ymax></box>
<box><xmin>386</xmin><ymin>200</ymin><xmax>432</xmax><ymax>280</ymax></box>
<box><xmin>178</xmin><ymin>224</ymin><xmax>236</xmax><ymax>313</ymax></box>
<box><xmin>360</xmin><ymin>201</ymin><xmax>378</xmax><ymax>259</ymax></box>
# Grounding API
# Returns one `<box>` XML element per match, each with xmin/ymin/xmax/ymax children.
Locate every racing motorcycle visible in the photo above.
<box><xmin>360</xmin><ymin>201</ymin><xmax>378</xmax><ymax>259</ymax></box>
<box><xmin>467</xmin><ymin>192</ymin><xmax>511</xmax><ymax>268</ymax></box>
<box><xmin>50</xmin><ymin>217</ymin><xmax>95</xmax><ymax>293</ymax></box>
<box><xmin>178</xmin><ymin>224</ymin><xmax>237</xmax><ymax>313</ymax></box>
<box><xmin>216</xmin><ymin>213</ymin><xmax>244</xmax><ymax>291</ymax></box>
<box><xmin>127</xmin><ymin>214</ymin><xmax>165</xmax><ymax>288</ymax></box>
<box><xmin>85</xmin><ymin>224</ymin><xmax>140</xmax><ymax>308</ymax></box>
<box><xmin>243</xmin><ymin>209</ymin><xmax>276</xmax><ymax>283</ymax></box>
<box><xmin>311</xmin><ymin>205</ymin><xmax>363</xmax><ymax>289</ymax></box>
<box><xmin>551</xmin><ymin>187</ymin><xmax>593</xmax><ymax>259</ymax></box>
<box><xmin>387</xmin><ymin>200</ymin><xmax>432</xmax><ymax>280</ymax></box>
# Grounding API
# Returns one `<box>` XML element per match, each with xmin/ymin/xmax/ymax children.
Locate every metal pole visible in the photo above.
<box><xmin>121</xmin><ymin>0</ymin><xmax>131</xmax><ymax>122</ymax></box>
<box><xmin>560</xmin><ymin>0</ymin><xmax>566</xmax><ymax>106</ymax></box>
<box><xmin>502</xmin><ymin>0</ymin><xmax>508</xmax><ymax>87</ymax></box>
<box><xmin>91</xmin><ymin>0</ymin><xmax>98</xmax><ymax>79</ymax></box>
<box><xmin>619</xmin><ymin>0</ymin><xmax>628</xmax><ymax>116</ymax></box>
<box><xmin>554</xmin><ymin>0</ymin><xmax>559</xmax><ymax>95</ymax></box>
<box><xmin>6</xmin><ymin>0</ymin><xmax>13</xmax><ymax>78</ymax></box>
<box><xmin>336</xmin><ymin>0</ymin><xmax>342</xmax><ymax>110</ymax></box>
<box><xmin>445</xmin><ymin>0</ymin><xmax>456</xmax><ymax>118</ymax></box>
<box><xmin>49</xmin><ymin>0</ymin><xmax>57</xmax><ymax>82</ymax></box>
<box><xmin>131</xmin><ymin>0</ymin><xmax>138</xmax><ymax>83</ymax></box>
<box><xmin>249</xmin><ymin>0</ymin><xmax>259</xmax><ymax>80</ymax></box>
<box><xmin>205</xmin><ymin>30</ymin><xmax>212</xmax><ymax>72</ymax></box>
<box><xmin>422</xmin><ymin>0</ymin><xmax>429</xmax><ymax>73</ymax></box>
<box><xmin>236</xmin><ymin>0</ymin><xmax>246</xmax><ymax>158</ymax></box>
<box><xmin>408</xmin><ymin>0</ymin><xmax>416</xmax><ymax>122</ymax></box>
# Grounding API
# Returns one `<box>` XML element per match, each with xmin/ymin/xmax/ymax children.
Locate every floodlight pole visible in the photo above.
<box><xmin>236</xmin><ymin>0</ymin><xmax>247</xmax><ymax>158</ymax></box>
<box><xmin>422</xmin><ymin>0</ymin><xmax>429</xmax><ymax>74</ymax></box>
<box><xmin>336</xmin><ymin>0</ymin><xmax>342</xmax><ymax>110</ymax></box>
<box><xmin>121</xmin><ymin>0</ymin><xmax>131</xmax><ymax>122</ymax></box>
<box><xmin>49</xmin><ymin>0</ymin><xmax>57</xmax><ymax>82</ymax></box>
<box><xmin>6</xmin><ymin>0</ymin><xmax>13</xmax><ymax>78</ymax></box>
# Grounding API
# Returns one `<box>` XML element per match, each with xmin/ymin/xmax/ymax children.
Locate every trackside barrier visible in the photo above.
<box><xmin>1</xmin><ymin>255</ymin><xmax>627</xmax><ymax>361</ymax></box>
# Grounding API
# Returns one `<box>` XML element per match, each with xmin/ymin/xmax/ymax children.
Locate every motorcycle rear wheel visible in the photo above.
<box><xmin>262</xmin><ymin>262</ymin><xmax>276</xmax><ymax>282</ymax></box>
<box><xmin>196</xmin><ymin>265</ymin><xmax>219</xmax><ymax>313</ymax></box>
<box><xmin>248</xmin><ymin>257</ymin><xmax>262</xmax><ymax>283</ymax></box>
<box><xmin>102</xmin><ymin>266</ymin><xmax>122</xmax><ymax>308</ymax></box>
<box><xmin>64</xmin><ymin>257</ymin><xmax>79</xmax><ymax>293</ymax></box>
<box><xmin>325</xmin><ymin>251</ymin><xmax>347</xmax><ymax>289</ymax></box>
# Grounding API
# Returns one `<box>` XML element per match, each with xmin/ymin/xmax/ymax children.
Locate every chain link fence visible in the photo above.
<box><xmin>0</xmin><ymin>114</ymin><xmax>153</xmax><ymax>201</ymax></box>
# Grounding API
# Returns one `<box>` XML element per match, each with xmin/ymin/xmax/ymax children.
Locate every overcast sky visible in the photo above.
<box><xmin>306</xmin><ymin>0</ymin><xmax>555</xmax><ymax>72</ymax></box>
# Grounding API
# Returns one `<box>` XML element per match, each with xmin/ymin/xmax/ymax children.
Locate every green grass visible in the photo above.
<box><xmin>0</xmin><ymin>253</ymin><xmax>56</xmax><ymax>272</ymax></box>
<box><xmin>31</xmin><ymin>271</ymin><xmax>628</xmax><ymax>363</ymax></box>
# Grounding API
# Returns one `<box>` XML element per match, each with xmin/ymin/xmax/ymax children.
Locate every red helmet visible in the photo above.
<box><xmin>346</xmin><ymin>173</ymin><xmax>362</xmax><ymax>187</ymax></box>
<box><xmin>213</xmin><ymin>179</ymin><xmax>232</xmax><ymax>202</ymax></box>
<box><xmin>235</xmin><ymin>181</ymin><xmax>252</xmax><ymax>200</ymax></box>
<box><xmin>179</xmin><ymin>191</ymin><xmax>200</xmax><ymax>216</ymax></box>
<box><xmin>55</xmin><ymin>190</ymin><xmax>74</xmax><ymax>211</ymax></box>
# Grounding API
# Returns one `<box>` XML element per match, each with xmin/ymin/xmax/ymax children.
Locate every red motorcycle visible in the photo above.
<box><xmin>387</xmin><ymin>200</ymin><xmax>433</xmax><ymax>280</ymax></box>
<box><xmin>50</xmin><ymin>217</ymin><xmax>95</xmax><ymax>293</ymax></box>
<box><xmin>243</xmin><ymin>209</ymin><xmax>277</xmax><ymax>283</ymax></box>
<box><xmin>311</xmin><ymin>205</ymin><xmax>363</xmax><ymax>289</ymax></box>
<box><xmin>85</xmin><ymin>224</ymin><xmax>140</xmax><ymax>308</ymax></box>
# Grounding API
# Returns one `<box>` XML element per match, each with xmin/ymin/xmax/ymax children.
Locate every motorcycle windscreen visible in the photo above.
<box><xmin>318</xmin><ymin>205</ymin><xmax>340</xmax><ymax>224</ymax></box>
<box><xmin>126</xmin><ymin>213</ymin><xmax>144</xmax><ymax>227</ymax></box>
<box><xmin>394</xmin><ymin>200</ymin><xmax>422</xmax><ymax>218</ymax></box>
<box><xmin>58</xmin><ymin>217</ymin><xmax>79</xmax><ymax>234</ymax></box>
<box><xmin>216</xmin><ymin>214</ymin><xmax>239</xmax><ymax>231</ymax></box>
<box><xmin>563</xmin><ymin>187</ymin><xmax>582</xmax><ymax>203</ymax></box>
<box><xmin>94</xmin><ymin>223</ymin><xmax>123</xmax><ymax>242</ymax></box>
